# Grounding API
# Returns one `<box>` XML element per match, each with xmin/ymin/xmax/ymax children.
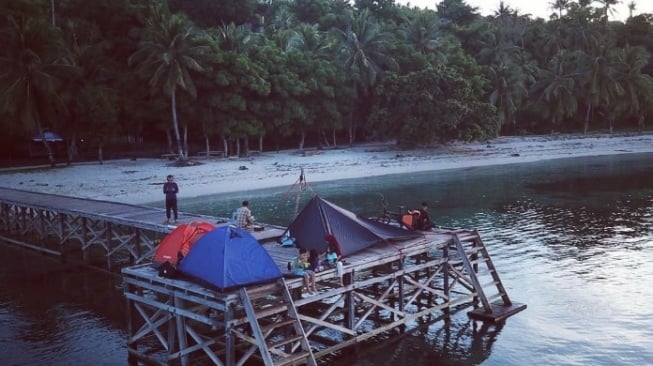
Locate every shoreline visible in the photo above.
<box><xmin>2</xmin><ymin>132</ymin><xmax>653</xmax><ymax>205</ymax></box>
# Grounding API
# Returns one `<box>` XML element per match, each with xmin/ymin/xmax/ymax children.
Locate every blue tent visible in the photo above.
<box><xmin>178</xmin><ymin>226</ymin><xmax>282</xmax><ymax>291</ymax></box>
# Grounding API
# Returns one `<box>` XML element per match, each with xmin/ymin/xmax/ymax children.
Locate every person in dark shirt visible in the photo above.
<box><xmin>163</xmin><ymin>174</ymin><xmax>179</xmax><ymax>223</ymax></box>
<box><xmin>309</xmin><ymin>249</ymin><xmax>321</xmax><ymax>272</ymax></box>
<box><xmin>409</xmin><ymin>202</ymin><xmax>434</xmax><ymax>230</ymax></box>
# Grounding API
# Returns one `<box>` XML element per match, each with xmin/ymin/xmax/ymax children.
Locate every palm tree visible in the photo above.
<box><xmin>564</xmin><ymin>4</ymin><xmax>601</xmax><ymax>54</ymax></box>
<box><xmin>398</xmin><ymin>10</ymin><xmax>445</xmax><ymax>59</ymax></box>
<box><xmin>487</xmin><ymin>59</ymin><xmax>534</xmax><ymax>130</ymax></box>
<box><xmin>489</xmin><ymin>4</ymin><xmax>533</xmax><ymax>52</ymax></box>
<box><xmin>333</xmin><ymin>9</ymin><xmax>395</xmax><ymax>145</ymax></box>
<box><xmin>531</xmin><ymin>53</ymin><xmax>578</xmax><ymax>133</ymax></box>
<box><xmin>50</xmin><ymin>0</ymin><xmax>56</xmax><ymax>25</ymax></box>
<box><xmin>0</xmin><ymin>16</ymin><xmax>77</xmax><ymax>166</ymax></box>
<box><xmin>627</xmin><ymin>1</ymin><xmax>637</xmax><ymax>19</ymax></box>
<box><xmin>614</xmin><ymin>45</ymin><xmax>653</xmax><ymax>131</ymax></box>
<box><xmin>287</xmin><ymin>23</ymin><xmax>345</xmax><ymax>149</ymax></box>
<box><xmin>578</xmin><ymin>46</ymin><xmax>622</xmax><ymax>133</ymax></box>
<box><xmin>128</xmin><ymin>4</ymin><xmax>207</xmax><ymax>160</ymax></box>
<box><xmin>208</xmin><ymin>23</ymin><xmax>257</xmax><ymax>156</ymax></box>
<box><xmin>548</xmin><ymin>0</ymin><xmax>570</xmax><ymax>19</ymax></box>
<box><xmin>596</xmin><ymin>0</ymin><xmax>621</xmax><ymax>22</ymax></box>
<box><xmin>538</xmin><ymin>21</ymin><xmax>566</xmax><ymax>63</ymax></box>
<box><xmin>270</xmin><ymin>3</ymin><xmax>297</xmax><ymax>31</ymax></box>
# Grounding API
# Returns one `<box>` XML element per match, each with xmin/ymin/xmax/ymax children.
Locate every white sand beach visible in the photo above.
<box><xmin>2</xmin><ymin>133</ymin><xmax>653</xmax><ymax>205</ymax></box>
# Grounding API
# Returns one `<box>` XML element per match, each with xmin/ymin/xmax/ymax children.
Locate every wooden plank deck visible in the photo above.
<box><xmin>0</xmin><ymin>187</ymin><xmax>284</xmax><ymax>268</ymax></box>
<box><xmin>0</xmin><ymin>187</ymin><xmax>283</xmax><ymax>242</ymax></box>
<box><xmin>123</xmin><ymin>231</ymin><xmax>450</xmax><ymax>305</ymax></box>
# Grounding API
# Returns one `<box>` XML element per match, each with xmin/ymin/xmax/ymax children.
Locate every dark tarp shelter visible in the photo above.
<box><xmin>178</xmin><ymin>225</ymin><xmax>282</xmax><ymax>291</ymax></box>
<box><xmin>285</xmin><ymin>195</ymin><xmax>423</xmax><ymax>257</ymax></box>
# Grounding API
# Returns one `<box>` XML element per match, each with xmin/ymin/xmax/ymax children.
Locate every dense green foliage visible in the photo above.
<box><xmin>1</xmin><ymin>0</ymin><xmax>652</xmax><ymax>163</ymax></box>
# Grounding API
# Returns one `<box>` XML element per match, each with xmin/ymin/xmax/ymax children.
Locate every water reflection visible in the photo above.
<box><xmin>0</xmin><ymin>245</ymin><xmax>126</xmax><ymax>365</ymax></box>
<box><xmin>328</xmin><ymin>314</ymin><xmax>504</xmax><ymax>366</ymax></box>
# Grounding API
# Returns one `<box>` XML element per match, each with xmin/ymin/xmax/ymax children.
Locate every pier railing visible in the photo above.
<box><xmin>0</xmin><ymin>187</ymin><xmax>283</xmax><ymax>269</ymax></box>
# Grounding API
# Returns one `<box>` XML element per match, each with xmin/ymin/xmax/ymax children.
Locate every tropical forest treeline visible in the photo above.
<box><xmin>1</xmin><ymin>0</ymin><xmax>652</xmax><ymax>165</ymax></box>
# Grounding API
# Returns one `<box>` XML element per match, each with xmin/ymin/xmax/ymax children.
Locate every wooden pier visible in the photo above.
<box><xmin>0</xmin><ymin>187</ymin><xmax>526</xmax><ymax>365</ymax></box>
<box><xmin>0</xmin><ymin>187</ymin><xmax>283</xmax><ymax>268</ymax></box>
<box><xmin>122</xmin><ymin>229</ymin><xmax>526</xmax><ymax>366</ymax></box>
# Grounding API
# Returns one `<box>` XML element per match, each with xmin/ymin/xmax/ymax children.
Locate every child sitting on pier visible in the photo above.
<box><xmin>309</xmin><ymin>249</ymin><xmax>321</xmax><ymax>272</ymax></box>
<box><xmin>292</xmin><ymin>248</ymin><xmax>317</xmax><ymax>295</ymax></box>
<box><xmin>324</xmin><ymin>242</ymin><xmax>342</xmax><ymax>267</ymax></box>
<box><xmin>324</xmin><ymin>234</ymin><xmax>344</xmax><ymax>286</ymax></box>
<box><xmin>324</xmin><ymin>234</ymin><xmax>343</xmax><ymax>264</ymax></box>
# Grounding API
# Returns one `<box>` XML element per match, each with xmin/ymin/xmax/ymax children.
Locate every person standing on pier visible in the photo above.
<box><xmin>163</xmin><ymin>174</ymin><xmax>179</xmax><ymax>223</ymax></box>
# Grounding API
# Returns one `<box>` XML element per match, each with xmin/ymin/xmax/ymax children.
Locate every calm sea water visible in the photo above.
<box><xmin>2</xmin><ymin>153</ymin><xmax>653</xmax><ymax>365</ymax></box>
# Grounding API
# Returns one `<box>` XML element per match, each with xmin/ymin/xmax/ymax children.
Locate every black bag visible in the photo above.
<box><xmin>158</xmin><ymin>261</ymin><xmax>178</xmax><ymax>278</ymax></box>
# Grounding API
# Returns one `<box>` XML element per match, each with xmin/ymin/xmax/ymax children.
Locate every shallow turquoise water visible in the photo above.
<box><xmin>2</xmin><ymin>153</ymin><xmax>653</xmax><ymax>365</ymax></box>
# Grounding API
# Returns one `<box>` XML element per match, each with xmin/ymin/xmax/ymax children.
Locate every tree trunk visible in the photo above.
<box><xmin>243</xmin><ymin>136</ymin><xmax>250</xmax><ymax>156</ymax></box>
<box><xmin>43</xmin><ymin>139</ymin><xmax>55</xmax><ymax>167</ymax></box>
<box><xmin>98</xmin><ymin>144</ymin><xmax>104</xmax><ymax>165</ymax></box>
<box><xmin>638</xmin><ymin>115</ymin><xmax>645</xmax><ymax>133</ymax></box>
<box><xmin>183</xmin><ymin>123</ymin><xmax>188</xmax><ymax>159</ymax></box>
<box><xmin>203</xmin><ymin>134</ymin><xmax>210</xmax><ymax>159</ymax></box>
<box><xmin>170</xmin><ymin>90</ymin><xmax>185</xmax><ymax>160</ymax></box>
<box><xmin>321</xmin><ymin>130</ymin><xmax>330</xmax><ymax>147</ymax></box>
<box><xmin>222</xmin><ymin>135</ymin><xmax>228</xmax><ymax>157</ymax></box>
<box><xmin>583</xmin><ymin>103</ymin><xmax>591</xmax><ymax>134</ymax></box>
<box><xmin>236</xmin><ymin>138</ymin><xmax>241</xmax><ymax>157</ymax></box>
<box><xmin>37</xmin><ymin>126</ymin><xmax>56</xmax><ymax>167</ymax></box>
<box><xmin>348</xmin><ymin>120</ymin><xmax>354</xmax><ymax>146</ymax></box>
<box><xmin>298</xmin><ymin>130</ymin><xmax>305</xmax><ymax>152</ymax></box>
<box><xmin>551</xmin><ymin>117</ymin><xmax>556</xmax><ymax>134</ymax></box>
<box><xmin>317</xmin><ymin>129</ymin><xmax>323</xmax><ymax>150</ymax></box>
<box><xmin>66</xmin><ymin>132</ymin><xmax>78</xmax><ymax>166</ymax></box>
<box><xmin>332</xmin><ymin>130</ymin><xmax>337</xmax><ymax>147</ymax></box>
<box><xmin>347</xmin><ymin>110</ymin><xmax>354</xmax><ymax>147</ymax></box>
<box><xmin>258</xmin><ymin>135</ymin><xmax>263</xmax><ymax>152</ymax></box>
<box><xmin>166</xmin><ymin>129</ymin><xmax>173</xmax><ymax>153</ymax></box>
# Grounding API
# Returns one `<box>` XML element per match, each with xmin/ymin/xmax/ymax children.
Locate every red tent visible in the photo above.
<box><xmin>154</xmin><ymin>221</ymin><xmax>216</xmax><ymax>265</ymax></box>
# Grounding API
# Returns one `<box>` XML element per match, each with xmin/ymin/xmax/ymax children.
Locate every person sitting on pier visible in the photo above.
<box><xmin>292</xmin><ymin>248</ymin><xmax>317</xmax><ymax>295</ymax></box>
<box><xmin>324</xmin><ymin>234</ymin><xmax>343</xmax><ymax>262</ymax></box>
<box><xmin>234</xmin><ymin>200</ymin><xmax>254</xmax><ymax>228</ymax></box>
<box><xmin>324</xmin><ymin>234</ymin><xmax>344</xmax><ymax>286</ymax></box>
<box><xmin>309</xmin><ymin>249</ymin><xmax>321</xmax><ymax>272</ymax></box>
<box><xmin>324</xmin><ymin>240</ymin><xmax>342</xmax><ymax>267</ymax></box>
<box><xmin>408</xmin><ymin>202</ymin><xmax>435</xmax><ymax>231</ymax></box>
